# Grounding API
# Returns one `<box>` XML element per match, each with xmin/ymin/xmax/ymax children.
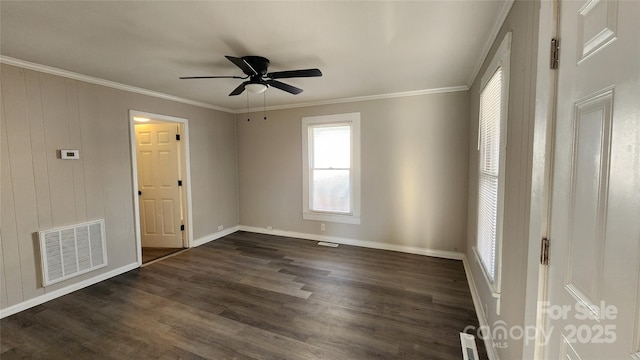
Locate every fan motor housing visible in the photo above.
<box><xmin>242</xmin><ymin>56</ymin><xmax>270</xmax><ymax>76</ymax></box>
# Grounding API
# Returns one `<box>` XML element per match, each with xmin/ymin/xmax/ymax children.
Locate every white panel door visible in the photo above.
<box><xmin>545</xmin><ymin>0</ymin><xmax>639</xmax><ymax>358</ymax></box>
<box><xmin>135</xmin><ymin>123</ymin><xmax>183</xmax><ymax>248</ymax></box>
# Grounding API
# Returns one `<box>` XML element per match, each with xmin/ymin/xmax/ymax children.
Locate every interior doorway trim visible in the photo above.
<box><xmin>128</xmin><ymin>110</ymin><xmax>194</xmax><ymax>266</ymax></box>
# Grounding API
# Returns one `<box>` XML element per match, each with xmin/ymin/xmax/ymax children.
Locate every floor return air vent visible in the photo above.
<box><xmin>460</xmin><ymin>332</ymin><xmax>479</xmax><ymax>360</ymax></box>
<box><xmin>317</xmin><ymin>241</ymin><xmax>339</xmax><ymax>248</ymax></box>
<box><xmin>38</xmin><ymin>219</ymin><xmax>108</xmax><ymax>286</ymax></box>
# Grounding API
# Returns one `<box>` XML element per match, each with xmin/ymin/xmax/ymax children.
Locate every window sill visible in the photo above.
<box><xmin>472</xmin><ymin>246</ymin><xmax>501</xmax><ymax>299</ymax></box>
<box><xmin>472</xmin><ymin>247</ymin><xmax>503</xmax><ymax>315</ymax></box>
<box><xmin>303</xmin><ymin>211</ymin><xmax>361</xmax><ymax>225</ymax></box>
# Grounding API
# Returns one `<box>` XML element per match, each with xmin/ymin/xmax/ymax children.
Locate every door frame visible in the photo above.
<box><xmin>129</xmin><ymin>110</ymin><xmax>194</xmax><ymax>266</ymax></box>
<box><xmin>522</xmin><ymin>0</ymin><xmax>559</xmax><ymax>358</ymax></box>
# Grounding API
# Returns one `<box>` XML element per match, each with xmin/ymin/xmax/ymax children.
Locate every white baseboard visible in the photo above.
<box><xmin>0</xmin><ymin>262</ymin><xmax>139</xmax><ymax>319</ymax></box>
<box><xmin>238</xmin><ymin>225</ymin><xmax>464</xmax><ymax>260</ymax></box>
<box><xmin>191</xmin><ymin>225</ymin><xmax>240</xmax><ymax>247</ymax></box>
<box><xmin>463</xmin><ymin>256</ymin><xmax>499</xmax><ymax>360</ymax></box>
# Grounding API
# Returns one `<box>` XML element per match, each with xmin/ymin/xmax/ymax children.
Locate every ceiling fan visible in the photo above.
<box><xmin>180</xmin><ymin>55</ymin><xmax>322</xmax><ymax>96</ymax></box>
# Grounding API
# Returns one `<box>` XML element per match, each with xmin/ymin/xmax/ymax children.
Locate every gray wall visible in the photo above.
<box><xmin>237</xmin><ymin>92</ymin><xmax>469</xmax><ymax>253</ymax></box>
<box><xmin>0</xmin><ymin>64</ymin><xmax>238</xmax><ymax>310</ymax></box>
<box><xmin>465</xmin><ymin>0</ymin><xmax>540</xmax><ymax>358</ymax></box>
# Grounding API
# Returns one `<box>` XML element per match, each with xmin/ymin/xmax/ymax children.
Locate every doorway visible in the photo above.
<box><xmin>129</xmin><ymin>110</ymin><xmax>193</xmax><ymax>265</ymax></box>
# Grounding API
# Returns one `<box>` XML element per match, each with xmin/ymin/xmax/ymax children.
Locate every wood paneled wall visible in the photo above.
<box><xmin>0</xmin><ymin>64</ymin><xmax>239</xmax><ymax>310</ymax></box>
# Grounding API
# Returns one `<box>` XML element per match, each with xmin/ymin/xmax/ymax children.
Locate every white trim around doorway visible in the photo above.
<box><xmin>128</xmin><ymin>110</ymin><xmax>194</xmax><ymax>266</ymax></box>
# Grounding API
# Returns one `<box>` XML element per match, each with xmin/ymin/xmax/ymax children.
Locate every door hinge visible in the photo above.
<box><xmin>550</xmin><ymin>38</ymin><xmax>559</xmax><ymax>69</ymax></box>
<box><xmin>178</xmin><ymin>180</ymin><xmax>182</xmax><ymax>186</ymax></box>
<box><xmin>180</xmin><ymin>224</ymin><xmax>185</xmax><ymax>232</ymax></box>
<box><xmin>540</xmin><ymin>237</ymin><xmax>550</xmax><ymax>265</ymax></box>
<box><xmin>176</xmin><ymin>134</ymin><xmax>181</xmax><ymax>141</ymax></box>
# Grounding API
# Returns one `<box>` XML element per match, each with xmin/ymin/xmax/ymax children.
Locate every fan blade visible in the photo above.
<box><xmin>225</xmin><ymin>55</ymin><xmax>258</xmax><ymax>76</ymax></box>
<box><xmin>267</xmin><ymin>80</ymin><xmax>303</xmax><ymax>95</ymax></box>
<box><xmin>229</xmin><ymin>82</ymin><xmax>248</xmax><ymax>96</ymax></box>
<box><xmin>180</xmin><ymin>75</ymin><xmax>246</xmax><ymax>79</ymax></box>
<box><xmin>267</xmin><ymin>69</ymin><xmax>322</xmax><ymax>79</ymax></box>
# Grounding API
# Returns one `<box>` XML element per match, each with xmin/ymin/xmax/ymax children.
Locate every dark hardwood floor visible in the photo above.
<box><xmin>1</xmin><ymin>231</ymin><xmax>487</xmax><ymax>359</ymax></box>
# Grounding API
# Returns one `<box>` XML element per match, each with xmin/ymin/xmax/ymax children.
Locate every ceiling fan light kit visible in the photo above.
<box><xmin>245</xmin><ymin>83</ymin><xmax>268</xmax><ymax>94</ymax></box>
<box><xmin>180</xmin><ymin>55</ymin><xmax>322</xmax><ymax>97</ymax></box>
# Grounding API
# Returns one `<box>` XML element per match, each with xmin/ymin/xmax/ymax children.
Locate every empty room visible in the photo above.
<box><xmin>1</xmin><ymin>1</ymin><xmax>639</xmax><ymax>359</ymax></box>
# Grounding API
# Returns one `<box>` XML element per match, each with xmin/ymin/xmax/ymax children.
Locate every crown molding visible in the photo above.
<box><xmin>236</xmin><ymin>85</ymin><xmax>469</xmax><ymax>114</ymax></box>
<box><xmin>0</xmin><ymin>56</ymin><xmax>235</xmax><ymax>114</ymax></box>
<box><xmin>466</xmin><ymin>0</ymin><xmax>515</xmax><ymax>88</ymax></box>
<box><xmin>1</xmin><ymin>56</ymin><xmax>468</xmax><ymax>115</ymax></box>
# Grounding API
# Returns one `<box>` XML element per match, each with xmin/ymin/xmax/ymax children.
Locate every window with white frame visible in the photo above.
<box><xmin>302</xmin><ymin>113</ymin><xmax>361</xmax><ymax>224</ymax></box>
<box><xmin>474</xmin><ymin>32</ymin><xmax>511</xmax><ymax>294</ymax></box>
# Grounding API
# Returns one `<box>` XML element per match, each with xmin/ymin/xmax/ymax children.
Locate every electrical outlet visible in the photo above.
<box><xmin>320</xmin><ymin>223</ymin><xmax>326</xmax><ymax>231</ymax></box>
<box><xmin>267</xmin><ymin>226</ymin><xmax>273</xmax><ymax>231</ymax></box>
<box><xmin>218</xmin><ymin>225</ymin><xmax>224</xmax><ymax>231</ymax></box>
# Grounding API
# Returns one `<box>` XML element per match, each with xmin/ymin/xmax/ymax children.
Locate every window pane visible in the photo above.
<box><xmin>313</xmin><ymin>125</ymin><xmax>350</xmax><ymax>168</ymax></box>
<box><xmin>477</xmin><ymin>173</ymin><xmax>498</xmax><ymax>281</ymax></box>
<box><xmin>477</xmin><ymin>66</ymin><xmax>502</xmax><ymax>282</ymax></box>
<box><xmin>479</xmin><ymin>67</ymin><xmax>502</xmax><ymax>176</ymax></box>
<box><xmin>312</xmin><ymin>169</ymin><xmax>350</xmax><ymax>213</ymax></box>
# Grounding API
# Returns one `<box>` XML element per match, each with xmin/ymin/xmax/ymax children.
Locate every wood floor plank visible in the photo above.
<box><xmin>1</xmin><ymin>231</ymin><xmax>487</xmax><ymax>359</ymax></box>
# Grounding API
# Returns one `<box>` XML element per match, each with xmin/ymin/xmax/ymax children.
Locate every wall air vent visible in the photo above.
<box><xmin>38</xmin><ymin>219</ymin><xmax>108</xmax><ymax>286</ymax></box>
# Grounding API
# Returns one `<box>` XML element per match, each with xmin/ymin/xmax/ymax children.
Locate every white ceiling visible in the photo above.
<box><xmin>0</xmin><ymin>1</ymin><xmax>510</xmax><ymax>112</ymax></box>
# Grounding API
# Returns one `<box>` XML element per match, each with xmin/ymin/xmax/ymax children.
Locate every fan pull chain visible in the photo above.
<box><xmin>246</xmin><ymin>91</ymin><xmax>250</xmax><ymax>121</ymax></box>
<box><xmin>263</xmin><ymin>91</ymin><xmax>267</xmax><ymax>120</ymax></box>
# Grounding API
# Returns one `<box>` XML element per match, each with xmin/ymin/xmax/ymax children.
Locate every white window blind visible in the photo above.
<box><xmin>477</xmin><ymin>67</ymin><xmax>503</xmax><ymax>282</ymax></box>
<box><xmin>475</xmin><ymin>32</ymin><xmax>510</xmax><ymax>300</ymax></box>
<box><xmin>311</xmin><ymin>125</ymin><xmax>351</xmax><ymax>213</ymax></box>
